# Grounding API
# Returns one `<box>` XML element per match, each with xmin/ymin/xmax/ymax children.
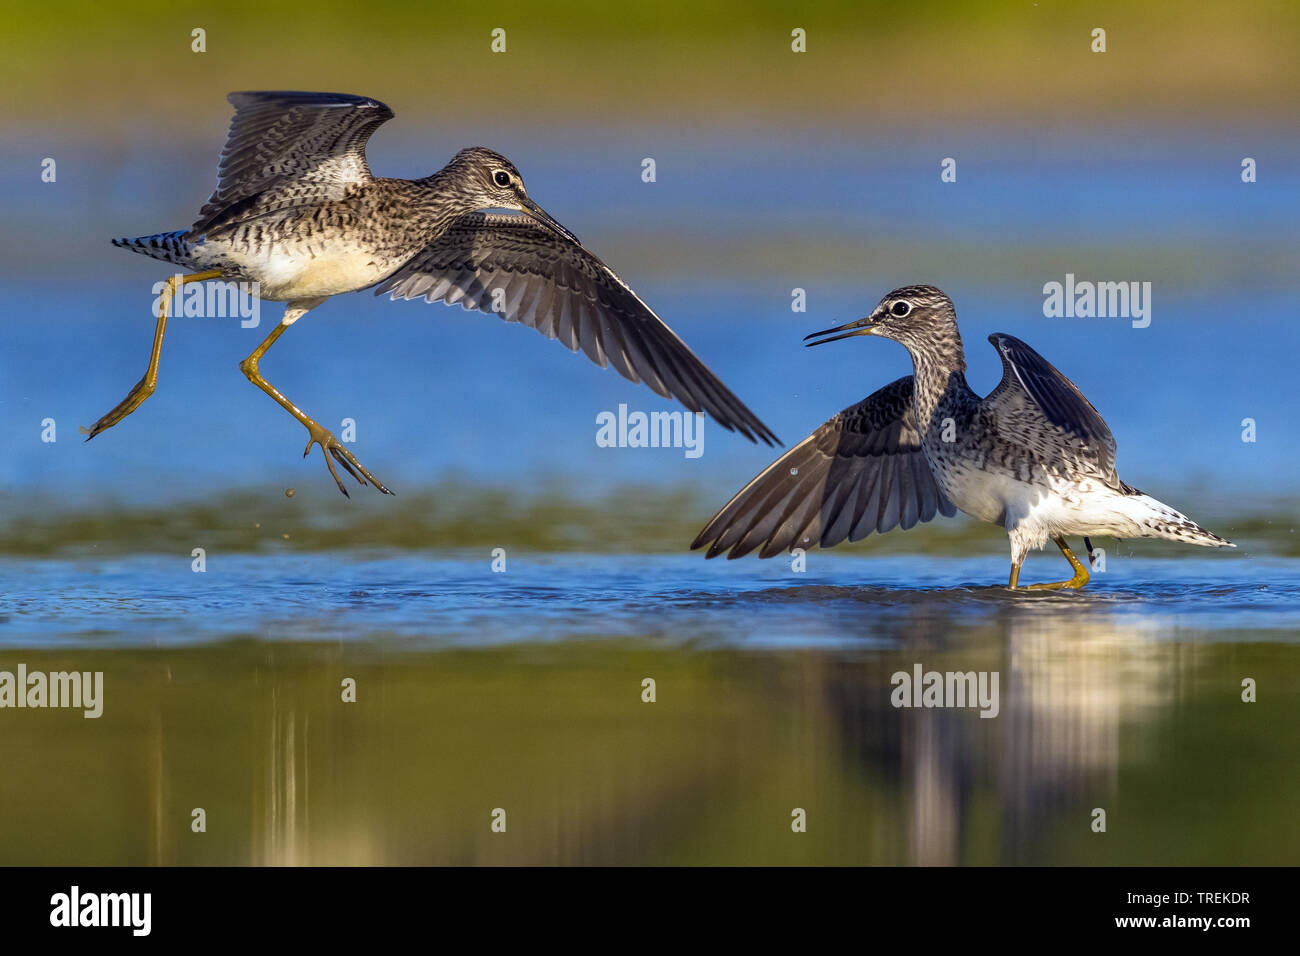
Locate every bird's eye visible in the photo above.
<box><xmin>493</xmin><ymin>170</ymin><xmax>512</xmax><ymax>187</ymax></box>
<box><xmin>891</xmin><ymin>301</ymin><xmax>912</xmax><ymax>317</ymax></box>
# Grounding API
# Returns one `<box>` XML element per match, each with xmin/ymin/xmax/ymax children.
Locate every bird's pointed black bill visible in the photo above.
<box><xmin>803</xmin><ymin>319</ymin><xmax>876</xmax><ymax>348</ymax></box>
<box><xmin>521</xmin><ymin>197</ymin><xmax>580</xmax><ymax>245</ymax></box>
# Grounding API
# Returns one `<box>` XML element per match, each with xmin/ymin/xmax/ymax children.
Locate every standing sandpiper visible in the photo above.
<box><xmin>92</xmin><ymin>91</ymin><xmax>778</xmax><ymax>495</ymax></box>
<box><xmin>692</xmin><ymin>285</ymin><xmax>1233</xmax><ymax>589</ymax></box>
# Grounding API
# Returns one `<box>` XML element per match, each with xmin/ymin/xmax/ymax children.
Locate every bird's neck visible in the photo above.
<box><xmin>410</xmin><ymin>168</ymin><xmax>475</xmax><ymax>235</ymax></box>
<box><xmin>906</xmin><ymin>339</ymin><xmax>972</xmax><ymax>431</ymax></box>
<box><xmin>416</xmin><ymin>165</ymin><xmax>457</xmax><ymax>192</ymax></box>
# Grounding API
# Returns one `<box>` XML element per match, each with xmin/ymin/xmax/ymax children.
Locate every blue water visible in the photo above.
<box><xmin>0</xmin><ymin>282</ymin><xmax>1295</xmax><ymax>503</ymax></box>
<box><xmin>8</xmin><ymin>122</ymin><xmax>1300</xmax><ymax>254</ymax></box>
<box><xmin>2</xmin><ymin>125</ymin><xmax>1297</xmax><ymax>502</ymax></box>
<box><xmin>1</xmin><ymin>552</ymin><xmax>1293</xmax><ymax>648</ymax></box>
<box><xmin>1</xmin><ymin>126</ymin><xmax>1296</xmax><ymax>626</ymax></box>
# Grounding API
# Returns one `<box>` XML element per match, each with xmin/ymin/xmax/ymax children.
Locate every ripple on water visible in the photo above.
<box><xmin>0</xmin><ymin>552</ymin><xmax>1296</xmax><ymax>648</ymax></box>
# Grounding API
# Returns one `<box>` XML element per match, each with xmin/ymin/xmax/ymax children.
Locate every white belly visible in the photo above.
<box><xmin>928</xmin><ymin>455</ymin><xmax>1020</xmax><ymax>526</ymax></box>
<box><xmin>932</xmin><ymin>453</ymin><xmax>1138</xmax><ymax>535</ymax></box>
<box><xmin>202</xmin><ymin>243</ymin><xmax>395</xmax><ymax>301</ymax></box>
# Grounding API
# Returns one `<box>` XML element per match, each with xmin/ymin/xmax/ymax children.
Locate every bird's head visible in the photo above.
<box><xmin>804</xmin><ymin>284</ymin><xmax>960</xmax><ymax>354</ymax></box>
<box><xmin>441</xmin><ymin>147</ymin><xmax>579</xmax><ymax>244</ymax></box>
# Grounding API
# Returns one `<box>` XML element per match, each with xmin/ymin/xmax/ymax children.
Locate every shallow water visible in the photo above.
<box><xmin>1</xmin><ymin>552</ymin><xmax>1296</xmax><ymax>647</ymax></box>
<box><xmin>0</xmin><ymin>551</ymin><xmax>1295</xmax><ymax>865</ymax></box>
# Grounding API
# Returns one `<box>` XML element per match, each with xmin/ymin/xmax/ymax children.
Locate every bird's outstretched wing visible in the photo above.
<box><xmin>984</xmin><ymin>333</ymin><xmax>1119</xmax><ymax>480</ymax></box>
<box><xmin>374</xmin><ymin>212</ymin><xmax>780</xmax><ymax>445</ymax></box>
<box><xmin>691</xmin><ymin>376</ymin><xmax>955</xmax><ymax>558</ymax></box>
<box><xmin>190</xmin><ymin>91</ymin><xmax>395</xmax><ymax>236</ymax></box>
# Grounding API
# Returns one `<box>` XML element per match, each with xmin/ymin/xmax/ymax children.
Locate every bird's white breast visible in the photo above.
<box><xmin>203</xmin><ymin>242</ymin><xmax>395</xmax><ymax>302</ymax></box>
<box><xmin>930</xmin><ymin>455</ymin><xmax>1025</xmax><ymax>526</ymax></box>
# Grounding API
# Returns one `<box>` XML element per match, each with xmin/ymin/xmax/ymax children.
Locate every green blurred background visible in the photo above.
<box><xmin>9</xmin><ymin>1</ymin><xmax>1299</xmax><ymax>129</ymax></box>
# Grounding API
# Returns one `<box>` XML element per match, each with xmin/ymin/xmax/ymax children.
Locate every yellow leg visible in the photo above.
<box><xmin>1007</xmin><ymin>536</ymin><xmax>1090</xmax><ymax>590</ymax></box>
<box><xmin>1023</xmin><ymin>536</ymin><xmax>1090</xmax><ymax>591</ymax></box>
<box><xmin>85</xmin><ymin>270</ymin><xmax>222</xmax><ymax>439</ymax></box>
<box><xmin>239</xmin><ymin>307</ymin><xmax>393</xmax><ymax>497</ymax></box>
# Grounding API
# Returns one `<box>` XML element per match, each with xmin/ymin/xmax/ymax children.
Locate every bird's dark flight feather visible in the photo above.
<box><xmin>985</xmin><ymin>333</ymin><xmax>1119</xmax><ymax>480</ymax></box>
<box><xmin>374</xmin><ymin>211</ymin><xmax>780</xmax><ymax>446</ymax></box>
<box><xmin>691</xmin><ymin>376</ymin><xmax>955</xmax><ymax>558</ymax></box>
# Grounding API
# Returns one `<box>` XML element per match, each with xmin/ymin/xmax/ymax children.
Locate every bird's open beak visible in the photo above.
<box><xmin>803</xmin><ymin>317</ymin><xmax>878</xmax><ymax>347</ymax></box>
<box><xmin>520</xmin><ymin>197</ymin><xmax>581</xmax><ymax>245</ymax></box>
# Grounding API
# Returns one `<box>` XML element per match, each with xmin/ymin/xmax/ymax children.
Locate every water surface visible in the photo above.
<box><xmin>0</xmin><ymin>552</ymin><xmax>1295</xmax><ymax>865</ymax></box>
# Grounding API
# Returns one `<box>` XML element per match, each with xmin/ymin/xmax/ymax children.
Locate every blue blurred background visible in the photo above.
<box><xmin>3</xmin><ymin>126</ymin><xmax>1297</xmax><ymax>507</ymax></box>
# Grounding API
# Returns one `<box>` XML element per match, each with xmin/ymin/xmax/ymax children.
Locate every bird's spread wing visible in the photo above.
<box><xmin>374</xmin><ymin>212</ymin><xmax>780</xmax><ymax>445</ymax></box>
<box><xmin>984</xmin><ymin>332</ymin><xmax>1118</xmax><ymax>478</ymax></box>
<box><xmin>691</xmin><ymin>376</ymin><xmax>956</xmax><ymax>558</ymax></box>
<box><xmin>190</xmin><ymin>91</ymin><xmax>394</xmax><ymax>236</ymax></box>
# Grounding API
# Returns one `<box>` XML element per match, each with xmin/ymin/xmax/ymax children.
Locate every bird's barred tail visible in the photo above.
<box><xmin>1127</xmin><ymin>490</ymin><xmax>1235</xmax><ymax>548</ymax></box>
<box><xmin>111</xmin><ymin>230</ymin><xmax>194</xmax><ymax>267</ymax></box>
